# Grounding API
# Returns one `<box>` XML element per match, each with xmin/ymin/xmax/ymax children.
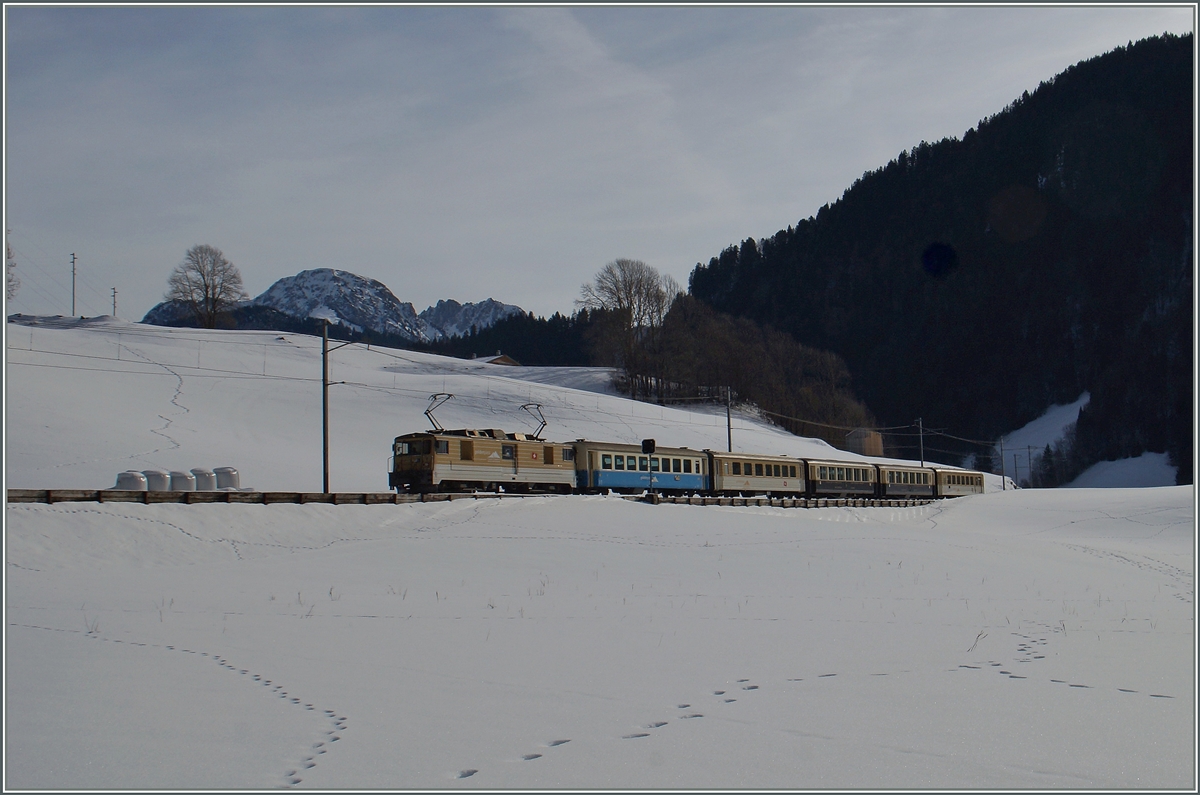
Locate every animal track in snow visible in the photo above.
<box><xmin>5</xmin><ymin>621</ymin><xmax>346</xmax><ymax>790</ymax></box>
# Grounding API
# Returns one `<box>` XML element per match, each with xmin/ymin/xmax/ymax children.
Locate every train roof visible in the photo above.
<box><xmin>396</xmin><ymin>428</ymin><xmax>546</xmax><ymax>442</ymax></box>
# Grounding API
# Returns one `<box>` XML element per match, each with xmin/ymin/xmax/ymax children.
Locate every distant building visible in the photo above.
<box><xmin>845</xmin><ymin>428</ymin><xmax>884</xmax><ymax>456</ymax></box>
<box><xmin>478</xmin><ymin>351</ymin><xmax>521</xmax><ymax>366</ymax></box>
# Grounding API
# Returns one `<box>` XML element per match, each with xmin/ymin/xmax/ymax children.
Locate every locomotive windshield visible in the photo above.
<box><xmin>396</xmin><ymin>439</ymin><xmax>432</xmax><ymax>456</ymax></box>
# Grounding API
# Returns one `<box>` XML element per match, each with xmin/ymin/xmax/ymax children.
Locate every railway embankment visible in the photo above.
<box><xmin>6</xmin><ymin>488</ymin><xmax>932</xmax><ymax>509</ymax></box>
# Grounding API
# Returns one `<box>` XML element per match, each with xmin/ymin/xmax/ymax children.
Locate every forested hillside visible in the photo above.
<box><xmin>688</xmin><ymin>33</ymin><xmax>1193</xmax><ymax>483</ymax></box>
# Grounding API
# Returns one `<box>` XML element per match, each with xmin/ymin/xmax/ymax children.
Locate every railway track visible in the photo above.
<box><xmin>6</xmin><ymin>488</ymin><xmax>934</xmax><ymax>509</ymax></box>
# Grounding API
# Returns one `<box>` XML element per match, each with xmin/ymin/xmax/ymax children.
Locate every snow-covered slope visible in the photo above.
<box><xmin>4</xmin><ymin>316</ymin><xmax>1194</xmax><ymax>789</ymax></box>
<box><xmin>5</xmin><ymin>316</ymin><xmax>887</xmax><ymax>493</ymax></box>
<box><xmin>995</xmin><ymin>392</ymin><xmax>1177</xmax><ymax>487</ymax></box>
<box><xmin>1000</xmin><ymin>392</ymin><xmax>1091</xmax><ymax>457</ymax></box>
<box><xmin>1064</xmin><ymin>452</ymin><xmax>1179</xmax><ymax>488</ymax></box>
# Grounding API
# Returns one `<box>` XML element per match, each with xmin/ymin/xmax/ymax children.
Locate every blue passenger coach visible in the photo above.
<box><xmin>573</xmin><ymin>440</ymin><xmax>708</xmax><ymax>494</ymax></box>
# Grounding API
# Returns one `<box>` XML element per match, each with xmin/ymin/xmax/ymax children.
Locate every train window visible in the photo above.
<box><xmin>673</xmin><ymin>458</ymin><xmax>682</xmax><ymax>473</ymax></box>
<box><xmin>732</xmin><ymin>462</ymin><xmax>741</xmax><ymax>475</ymax></box>
<box><xmin>502</xmin><ymin>445</ymin><xmax>515</xmax><ymax>460</ymax></box>
<box><xmin>684</xmin><ymin>459</ymin><xmax>692</xmax><ymax>474</ymax></box>
<box><xmin>752</xmin><ymin>463</ymin><xmax>761</xmax><ymax>477</ymax></box>
<box><xmin>544</xmin><ymin>446</ymin><xmax>554</xmax><ymax>465</ymax></box>
<box><xmin>460</xmin><ymin>441</ymin><xmax>474</xmax><ymax>461</ymax></box>
<box><xmin>435</xmin><ymin>440</ymin><xmax>449</xmax><ymax>454</ymax></box>
<box><xmin>771</xmin><ymin>464</ymin><xmax>779</xmax><ymax>477</ymax></box>
<box><xmin>614</xmin><ymin>455</ymin><xmax>625</xmax><ymax>470</ymax></box>
<box><xmin>818</xmin><ymin>466</ymin><xmax>827</xmax><ymax>479</ymax></box>
<box><xmin>400</xmin><ymin>440</ymin><xmax>432</xmax><ymax>456</ymax></box>
<box><xmin>639</xmin><ymin>457</ymin><xmax>649</xmax><ymax>472</ymax></box>
<box><xmin>650</xmin><ymin>458</ymin><xmax>660</xmax><ymax>472</ymax></box>
<box><xmin>602</xmin><ymin>454</ymin><xmax>613</xmax><ymax>470</ymax></box>
<box><xmin>563</xmin><ymin>448</ymin><xmax>575</xmax><ymax>462</ymax></box>
<box><xmin>790</xmin><ymin>466</ymin><xmax>797</xmax><ymax>478</ymax></box>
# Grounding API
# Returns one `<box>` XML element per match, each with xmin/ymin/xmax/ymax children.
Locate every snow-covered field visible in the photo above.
<box><xmin>4</xmin><ymin>317</ymin><xmax>1196</xmax><ymax>789</ymax></box>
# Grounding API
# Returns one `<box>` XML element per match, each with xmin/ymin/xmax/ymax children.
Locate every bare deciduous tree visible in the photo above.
<box><xmin>577</xmin><ymin>259</ymin><xmax>683</xmax><ymax>399</ymax></box>
<box><xmin>166</xmin><ymin>244</ymin><xmax>247</xmax><ymax>328</ymax></box>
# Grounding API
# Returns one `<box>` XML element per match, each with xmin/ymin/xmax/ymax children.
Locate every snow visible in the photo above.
<box><xmin>994</xmin><ymin>392</ymin><xmax>1178</xmax><ymax>487</ymax></box>
<box><xmin>1000</xmin><ymin>391</ymin><xmax>1090</xmax><ymax>458</ymax></box>
<box><xmin>1065</xmin><ymin>452</ymin><xmax>1179</xmax><ymax>488</ymax></box>
<box><xmin>4</xmin><ymin>317</ymin><xmax>1196</xmax><ymax>789</ymax></box>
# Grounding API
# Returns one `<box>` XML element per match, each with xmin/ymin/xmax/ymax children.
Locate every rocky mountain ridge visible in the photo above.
<box><xmin>142</xmin><ymin>268</ymin><xmax>522</xmax><ymax>343</ymax></box>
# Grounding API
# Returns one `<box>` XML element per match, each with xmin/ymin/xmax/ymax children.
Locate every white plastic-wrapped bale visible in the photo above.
<box><xmin>113</xmin><ymin>471</ymin><xmax>148</xmax><ymax>490</ymax></box>
<box><xmin>169</xmin><ymin>471</ymin><xmax>196</xmax><ymax>491</ymax></box>
<box><xmin>191</xmin><ymin>468</ymin><xmax>217</xmax><ymax>491</ymax></box>
<box><xmin>214</xmin><ymin>467</ymin><xmax>240</xmax><ymax>490</ymax></box>
<box><xmin>143</xmin><ymin>470</ymin><xmax>170</xmax><ymax>492</ymax></box>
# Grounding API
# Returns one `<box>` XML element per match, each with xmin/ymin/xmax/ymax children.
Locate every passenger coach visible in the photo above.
<box><xmin>805</xmin><ymin>460</ymin><xmax>877</xmax><ymax>498</ymax></box>
<box><xmin>573</xmin><ymin>440</ymin><xmax>707</xmax><ymax>494</ymax></box>
<box><xmin>709</xmin><ymin>451</ymin><xmax>805</xmax><ymax>496</ymax></box>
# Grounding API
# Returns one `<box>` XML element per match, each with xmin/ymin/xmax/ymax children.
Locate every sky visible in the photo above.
<box><xmin>3</xmin><ymin>4</ymin><xmax>1194</xmax><ymax>321</ymax></box>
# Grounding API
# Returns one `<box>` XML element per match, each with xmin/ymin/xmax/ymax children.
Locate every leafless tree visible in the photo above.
<box><xmin>166</xmin><ymin>244</ymin><xmax>247</xmax><ymax>328</ymax></box>
<box><xmin>577</xmin><ymin>259</ymin><xmax>683</xmax><ymax>399</ymax></box>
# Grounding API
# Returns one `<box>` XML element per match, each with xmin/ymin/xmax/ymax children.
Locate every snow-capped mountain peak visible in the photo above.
<box><xmin>252</xmin><ymin>268</ymin><xmax>435</xmax><ymax>341</ymax></box>
<box><xmin>419</xmin><ymin>298</ymin><xmax>523</xmax><ymax>339</ymax></box>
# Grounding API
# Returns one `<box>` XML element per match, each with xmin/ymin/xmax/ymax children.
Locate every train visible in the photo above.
<box><xmin>387</xmin><ymin>426</ymin><xmax>985</xmax><ymax>500</ymax></box>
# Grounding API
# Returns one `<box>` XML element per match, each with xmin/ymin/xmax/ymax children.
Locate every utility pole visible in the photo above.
<box><xmin>111</xmin><ymin>287</ymin><xmax>118</xmax><ymax>317</ymax></box>
<box><xmin>915</xmin><ymin>418</ymin><xmax>924</xmax><ymax>467</ymax></box>
<box><xmin>726</xmin><ymin>386</ymin><xmax>732</xmax><ymax>453</ymax></box>
<box><xmin>323</xmin><ymin>320</ymin><xmax>330</xmax><ymax>493</ymax></box>
<box><xmin>322</xmin><ymin>319</ymin><xmax>353</xmax><ymax>493</ymax></box>
<box><xmin>71</xmin><ymin>253</ymin><xmax>76</xmax><ymax>316</ymax></box>
<box><xmin>999</xmin><ymin>438</ymin><xmax>1006</xmax><ymax>490</ymax></box>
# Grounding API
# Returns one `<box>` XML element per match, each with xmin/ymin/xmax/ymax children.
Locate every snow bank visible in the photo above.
<box><xmin>1065</xmin><ymin>451</ymin><xmax>1179</xmax><ymax>488</ymax></box>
